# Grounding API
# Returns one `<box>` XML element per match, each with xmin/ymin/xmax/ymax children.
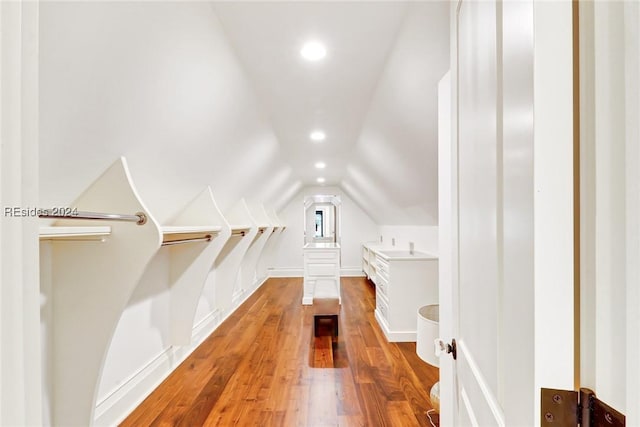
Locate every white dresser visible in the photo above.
<box><xmin>302</xmin><ymin>242</ymin><xmax>341</xmax><ymax>305</ymax></box>
<box><xmin>370</xmin><ymin>249</ymin><xmax>438</xmax><ymax>342</ymax></box>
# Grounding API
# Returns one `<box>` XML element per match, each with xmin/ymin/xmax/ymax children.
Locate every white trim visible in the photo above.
<box><xmin>533</xmin><ymin>2</ymin><xmax>576</xmax><ymax>419</ymax></box>
<box><xmin>231</xmin><ymin>288</ymin><xmax>246</xmax><ymax>306</ymax></box>
<box><xmin>94</xmin><ymin>276</ymin><xmax>269</xmax><ymax>426</ymax></box>
<box><xmin>302</xmin><ymin>296</ymin><xmax>313</xmax><ymax>305</ymax></box>
<box><xmin>374</xmin><ymin>309</ymin><xmax>417</xmax><ymax>342</ymax></box>
<box><xmin>339</xmin><ymin>267</ymin><xmax>365</xmax><ymax>277</ymax></box>
<box><xmin>625</xmin><ymin>3</ymin><xmax>640</xmax><ymax>422</ymax></box>
<box><xmin>268</xmin><ymin>267</ymin><xmax>364</xmax><ymax>278</ymax></box>
<box><xmin>0</xmin><ymin>1</ymin><xmax>42</xmax><ymax>424</ymax></box>
<box><xmin>460</xmin><ymin>387</ymin><xmax>479</xmax><ymax>427</ymax></box>
<box><xmin>457</xmin><ymin>340</ymin><xmax>506</xmax><ymax>427</ymax></box>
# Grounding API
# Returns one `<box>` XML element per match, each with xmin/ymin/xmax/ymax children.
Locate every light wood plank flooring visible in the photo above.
<box><xmin>121</xmin><ymin>277</ymin><xmax>439</xmax><ymax>426</ymax></box>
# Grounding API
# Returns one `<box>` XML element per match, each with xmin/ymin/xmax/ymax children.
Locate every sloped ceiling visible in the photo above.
<box><xmin>213</xmin><ymin>1</ymin><xmax>450</xmax><ymax>225</ymax></box>
<box><xmin>39</xmin><ymin>1</ymin><xmax>300</xmax><ymax>223</ymax></box>
<box><xmin>342</xmin><ymin>2</ymin><xmax>450</xmax><ymax>225</ymax></box>
<box><xmin>39</xmin><ymin>1</ymin><xmax>449</xmax><ymax>226</ymax></box>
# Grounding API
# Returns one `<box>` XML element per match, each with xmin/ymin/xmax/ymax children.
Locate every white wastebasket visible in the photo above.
<box><xmin>417</xmin><ymin>304</ymin><xmax>439</xmax><ymax>367</ymax></box>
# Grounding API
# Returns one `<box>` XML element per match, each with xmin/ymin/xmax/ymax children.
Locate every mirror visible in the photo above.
<box><xmin>303</xmin><ymin>195</ymin><xmax>341</xmax><ymax>245</ymax></box>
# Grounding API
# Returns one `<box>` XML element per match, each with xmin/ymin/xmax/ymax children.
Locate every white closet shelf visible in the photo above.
<box><xmin>39</xmin><ymin>226</ymin><xmax>112</xmax><ymax>240</ymax></box>
<box><xmin>230</xmin><ymin>224</ymin><xmax>251</xmax><ymax>236</ymax></box>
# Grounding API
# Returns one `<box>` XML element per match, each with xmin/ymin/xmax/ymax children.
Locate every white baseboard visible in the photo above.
<box><xmin>340</xmin><ymin>267</ymin><xmax>366</xmax><ymax>277</ymax></box>
<box><xmin>268</xmin><ymin>267</ymin><xmax>364</xmax><ymax>278</ymax></box>
<box><xmin>232</xmin><ymin>289</ymin><xmax>246</xmax><ymax>306</ymax></box>
<box><xmin>268</xmin><ymin>268</ymin><xmax>303</xmax><ymax>277</ymax></box>
<box><xmin>93</xmin><ymin>277</ymin><xmax>269</xmax><ymax>426</ymax></box>
<box><xmin>374</xmin><ymin>309</ymin><xmax>417</xmax><ymax>342</ymax></box>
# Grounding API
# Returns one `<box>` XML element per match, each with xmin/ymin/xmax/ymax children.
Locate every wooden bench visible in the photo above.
<box><xmin>313</xmin><ymin>298</ymin><xmax>340</xmax><ymax>338</ymax></box>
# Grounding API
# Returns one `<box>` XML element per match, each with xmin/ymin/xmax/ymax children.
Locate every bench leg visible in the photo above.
<box><xmin>314</xmin><ymin>314</ymin><xmax>339</xmax><ymax>337</ymax></box>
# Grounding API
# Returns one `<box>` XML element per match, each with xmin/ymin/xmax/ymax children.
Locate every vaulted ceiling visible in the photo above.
<box><xmin>39</xmin><ymin>1</ymin><xmax>449</xmax><ymax>226</ymax></box>
<box><xmin>214</xmin><ymin>2</ymin><xmax>450</xmax><ymax>224</ymax></box>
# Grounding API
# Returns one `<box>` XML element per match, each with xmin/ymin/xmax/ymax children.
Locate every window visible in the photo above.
<box><xmin>315</xmin><ymin>210</ymin><xmax>324</xmax><ymax>237</ymax></box>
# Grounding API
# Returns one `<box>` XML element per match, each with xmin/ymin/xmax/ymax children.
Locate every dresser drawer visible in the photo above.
<box><xmin>305</xmin><ymin>251</ymin><xmax>338</xmax><ymax>261</ymax></box>
<box><xmin>307</xmin><ymin>262</ymin><xmax>338</xmax><ymax>276</ymax></box>
<box><xmin>376</xmin><ymin>294</ymin><xmax>389</xmax><ymax>320</ymax></box>
<box><xmin>376</xmin><ymin>274</ymin><xmax>389</xmax><ymax>297</ymax></box>
<box><xmin>374</xmin><ymin>256</ymin><xmax>390</xmax><ymax>281</ymax></box>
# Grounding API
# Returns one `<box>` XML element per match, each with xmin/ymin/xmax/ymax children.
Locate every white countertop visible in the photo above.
<box><xmin>374</xmin><ymin>249</ymin><xmax>437</xmax><ymax>261</ymax></box>
<box><xmin>304</xmin><ymin>242</ymin><xmax>341</xmax><ymax>249</ymax></box>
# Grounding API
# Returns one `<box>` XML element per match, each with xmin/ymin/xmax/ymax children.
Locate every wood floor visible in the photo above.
<box><xmin>121</xmin><ymin>277</ymin><xmax>440</xmax><ymax>426</ymax></box>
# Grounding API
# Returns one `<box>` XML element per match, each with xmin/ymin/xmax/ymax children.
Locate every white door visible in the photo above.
<box><xmin>442</xmin><ymin>1</ymin><xmax>575</xmax><ymax>425</ymax></box>
<box><xmin>454</xmin><ymin>0</ymin><xmax>504</xmax><ymax>423</ymax></box>
<box><xmin>453</xmin><ymin>1</ymin><xmax>523</xmax><ymax>424</ymax></box>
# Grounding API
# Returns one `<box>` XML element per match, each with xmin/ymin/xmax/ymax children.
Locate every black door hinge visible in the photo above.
<box><xmin>541</xmin><ymin>388</ymin><xmax>625</xmax><ymax>426</ymax></box>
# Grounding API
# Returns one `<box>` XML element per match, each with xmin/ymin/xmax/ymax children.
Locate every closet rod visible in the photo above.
<box><xmin>39</xmin><ymin>210</ymin><xmax>147</xmax><ymax>225</ymax></box>
<box><xmin>162</xmin><ymin>235</ymin><xmax>213</xmax><ymax>247</ymax></box>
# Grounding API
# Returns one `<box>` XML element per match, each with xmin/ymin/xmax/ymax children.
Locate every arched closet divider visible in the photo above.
<box><xmin>236</xmin><ymin>203</ymin><xmax>274</xmax><ymax>300</ymax></box>
<box><xmin>38</xmin><ymin>157</ymin><xmax>161</xmax><ymax>427</ymax></box>
<box><xmin>213</xmin><ymin>198</ymin><xmax>256</xmax><ymax>318</ymax></box>
<box><xmin>256</xmin><ymin>208</ymin><xmax>286</xmax><ymax>280</ymax></box>
<box><xmin>160</xmin><ymin>186</ymin><xmax>228</xmax><ymax>346</ymax></box>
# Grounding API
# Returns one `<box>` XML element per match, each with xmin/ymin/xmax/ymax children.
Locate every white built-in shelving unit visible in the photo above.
<box><xmin>39</xmin><ymin>225</ymin><xmax>112</xmax><ymax>240</ymax></box>
<box><xmin>256</xmin><ymin>208</ymin><xmax>286</xmax><ymax>280</ymax></box>
<box><xmin>38</xmin><ymin>157</ymin><xmax>285</xmax><ymax>426</ymax></box>
<box><xmin>237</xmin><ymin>203</ymin><xmax>276</xmax><ymax>301</ymax></box>
<box><xmin>158</xmin><ymin>187</ymin><xmax>229</xmax><ymax>346</ymax></box>
<box><xmin>39</xmin><ymin>158</ymin><xmax>162</xmax><ymax>426</ymax></box>
<box><xmin>213</xmin><ymin>199</ymin><xmax>257</xmax><ymax>318</ymax></box>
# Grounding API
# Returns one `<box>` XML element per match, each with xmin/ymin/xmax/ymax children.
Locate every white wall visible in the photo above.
<box><xmin>377</xmin><ymin>225</ymin><xmax>438</xmax><ymax>255</ymax></box>
<box><xmin>272</xmin><ymin>186</ymin><xmax>378</xmax><ymax>275</ymax></box>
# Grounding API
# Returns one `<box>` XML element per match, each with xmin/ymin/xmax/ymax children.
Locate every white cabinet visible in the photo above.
<box><xmin>303</xmin><ymin>242</ymin><xmax>341</xmax><ymax>305</ymax></box>
<box><xmin>370</xmin><ymin>249</ymin><xmax>438</xmax><ymax>342</ymax></box>
<box><xmin>361</xmin><ymin>242</ymin><xmax>381</xmax><ymax>280</ymax></box>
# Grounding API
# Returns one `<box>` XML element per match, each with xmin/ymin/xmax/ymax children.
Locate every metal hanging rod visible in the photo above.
<box><xmin>162</xmin><ymin>234</ymin><xmax>212</xmax><ymax>247</ymax></box>
<box><xmin>39</xmin><ymin>210</ymin><xmax>147</xmax><ymax>225</ymax></box>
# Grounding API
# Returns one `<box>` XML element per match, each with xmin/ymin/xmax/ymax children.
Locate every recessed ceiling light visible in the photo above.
<box><xmin>315</xmin><ymin>161</ymin><xmax>326</xmax><ymax>169</ymax></box>
<box><xmin>310</xmin><ymin>130</ymin><xmax>326</xmax><ymax>142</ymax></box>
<box><xmin>300</xmin><ymin>41</ymin><xmax>327</xmax><ymax>61</ymax></box>
<box><xmin>317</xmin><ymin>177</ymin><xmax>326</xmax><ymax>184</ymax></box>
